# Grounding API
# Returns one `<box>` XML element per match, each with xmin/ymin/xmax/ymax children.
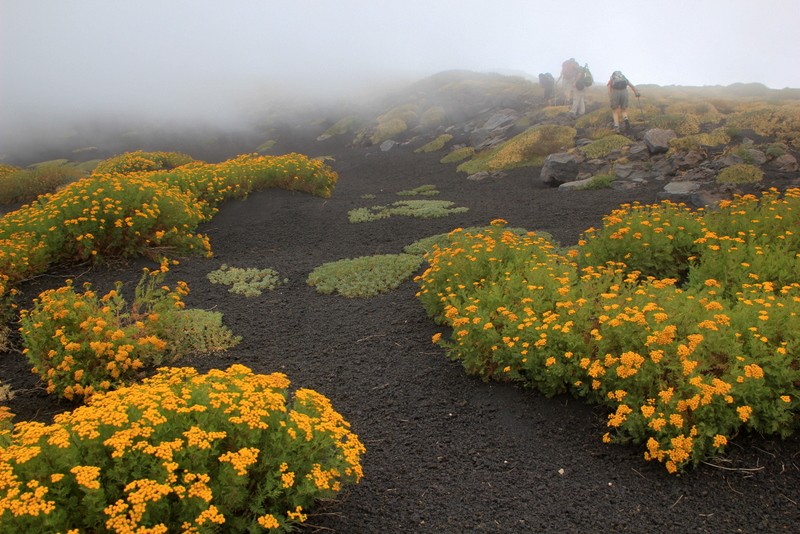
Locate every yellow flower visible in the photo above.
<box><xmin>258</xmin><ymin>514</ymin><xmax>281</xmax><ymax>529</ymax></box>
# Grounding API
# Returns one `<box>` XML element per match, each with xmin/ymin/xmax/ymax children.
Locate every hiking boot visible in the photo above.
<box><xmin>613</xmin><ymin>124</ymin><xmax>620</xmax><ymax>132</ymax></box>
<box><xmin>623</xmin><ymin>118</ymin><xmax>630</xmax><ymax>131</ymax></box>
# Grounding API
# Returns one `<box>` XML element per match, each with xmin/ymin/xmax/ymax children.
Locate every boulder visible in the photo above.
<box><xmin>771</xmin><ymin>154</ymin><xmax>798</xmax><ymax>172</ymax></box>
<box><xmin>540</xmin><ymin>152</ymin><xmax>581</xmax><ymax>186</ymax></box>
<box><xmin>643</xmin><ymin>128</ymin><xmax>677</xmax><ymax>154</ymax></box>
<box><xmin>671</xmin><ymin>150</ymin><xmax>706</xmax><ymax>170</ymax></box>
<box><xmin>627</xmin><ymin>142</ymin><xmax>650</xmax><ymax>161</ymax></box>
<box><xmin>657</xmin><ymin>180</ymin><xmax>701</xmax><ymax>203</ymax></box>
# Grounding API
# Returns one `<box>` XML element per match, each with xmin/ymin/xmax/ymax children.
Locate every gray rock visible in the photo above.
<box><xmin>380</xmin><ymin>140</ymin><xmax>398</xmax><ymax>152</ymax></box>
<box><xmin>643</xmin><ymin>128</ymin><xmax>677</xmax><ymax>154</ymax></box>
<box><xmin>558</xmin><ymin>176</ymin><xmax>596</xmax><ymax>190</ymax></box>
<box><xmin>481</xmin><ymin>109</ymin><xmax>518</xmax><ymax>130</ymax></box>
<box><xmin>671</xmin><ymin>150</ymin><xmax>706</xmax><ymax>170</ymax></box>
<box><xmin>771</xmin><ymin>154</ymin><xmax>798</xmax><ymax>172</ymax></box>
<box><xmin>628</xmin><ymin>142</ymin><xmax>650</xmax><ymax>161</ymax></box>
<box><xmin>658</xmin><ymin>180</ymin><xmax>701</xmax><ymax>203</ymax></box>
<box><xmin>540</xmin><ymin>152</ymin><xmax>581</xmax><ymax>186</ymax></box>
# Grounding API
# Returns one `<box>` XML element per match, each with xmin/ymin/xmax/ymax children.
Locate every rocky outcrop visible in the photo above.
<box><xmin>540</xmin><ymin>152</ymin><xmax>581</xmax><ymax>186</ymax></box>
<box><xmin>643</xmin><ymin>128</ymin><xmax>677</xmax><ymax>154</ymax></box>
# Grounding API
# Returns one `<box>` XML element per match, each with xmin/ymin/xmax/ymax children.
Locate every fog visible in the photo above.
<box><xmin>1</xmin><ymin>0</ymin><xmax>798</xmax><ymax>161</ymax></box>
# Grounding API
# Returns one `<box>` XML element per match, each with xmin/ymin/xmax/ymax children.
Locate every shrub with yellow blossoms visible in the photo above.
<box><xmin>419</xmin><ymin>190</ymin><xmax>800</xmax><ymax>472</ymax></box>
<box><xmin>0</xmin><ymin>365</ymin><xmax>364</xmax><ymax>532</ymax></box>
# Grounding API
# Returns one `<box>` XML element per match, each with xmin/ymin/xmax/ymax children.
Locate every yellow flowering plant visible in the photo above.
<box><xmin>19</xmin><ymin>261</ymin><xmax>237</xmax><ymax>402</ymax></box>
<box><xmin>418</xmin><ymin>189</ymin><xmax>800</xmax><ymax>472</ymax></box>
<box><xmin>0</xmin><ymin>365</ymin><xmax>364</xmax><ymax>532</ymax></box>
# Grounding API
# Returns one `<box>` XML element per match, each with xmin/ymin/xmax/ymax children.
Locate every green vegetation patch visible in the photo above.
<box><xmin>441</xmin><ymin>146</ymin><xmax>475</xmax><ymax>164</ymax></box>
<box><xmin>650</xmin><ymin>113</ymin><xmax>702</xmax><ymax>135</ymax></box>
<box><xmin>371</xmin><ymin>118</ymin><xmax>408</xmax><ymax>145</ymax></box>
<box><xmin>415</xmin><ymin>134</ymin><xmax>453</xmax><ymax>153</ymax></box>
<box><xmin>207</xmin><ymin>264</ymin><xmax>287</xmax><ymax>297</ymax></box>
<box><xmin>716</xmin><ymin>163</ymin><xmax>764</xmax><ymax>184</ymax></box>
<box><xmin>577</xmin><ymin>173</ymin><xmax>616</xmax><ymax>190</ymax></box>
<box><xmin>579</xmin><ymin>135</ymin><xmax>632</xmax><ymax>159</ymax></box>
<box><xmin>419</xmin><ymin>106</ymin><xmax>446</xmax><ymax>127</ymax></box>
<box><xmin>457</xmin><ymin>124</ymin><xmax>576</xmax><ymax>174</ymax></box>
<box><xmin>668</xmin><ymin>128</ymin><xmax>731</xmax><ymax>154</ymax></box>
<box><xmin>256</xmin><ymin>139</ymin><xmax>277</xmax><ymax>154</ymax></box>
<box><xmin>321</xmin><ymin>115</ymin><xmax>362</xmax><ymax>138</ymax></box>
<box><xmin>307</xmin><ymin>253</ymin><xmax>423</xmax><ymax>297</ymax></box>
<box><xmin>0</xmin><ymin>162</ymin><xmax>84</xmax><ymax>205</ymax></box>
<box><xmin>396</xmin><ymin>184</ymin><xmax>439</xmax><ymax>196</ymax></box>
<box><xmin>348</xmin><ymin>199</ymin><xmax>468</xmax><ymax>223</ymax></box>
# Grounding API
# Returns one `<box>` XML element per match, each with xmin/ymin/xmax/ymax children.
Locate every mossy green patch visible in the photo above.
<box><xmin>441</xmin><ymin>146</ymin><xmax>475</xmax><ymax>164</ymax></box>
<box><xmin>307</xmin><ymin>254</ymin><xmax>423</xmax><ymax>297</ymax></box>
<box><xmin>415</xmin><ymin>134</ymin><xmax>453</xmax><ymax>153</ymax></box>
<box><xmin>207</xmin><ymin>264</ymin><xmax>287</xmax><ymax>297</ymax></box>
<box><xmin>396</xmin><ymin>184</ymin><xmax>439</xmax><ymax>196</ymax></box>
<box><xmin>457</xmin><ymin>124</ymin><xmax>576</xmax><ymax>174</ymax></box>
<box><xmin>716</xmin><ymin>163</ymin><xmax>764</xmax><ymax>184</ymax></box>
<box><xmin>348</xmin><ymin>199</ymin><xmax>468</xmax><ymax>223</ymax></box>
<box><xmin>579</xmin><ymin>135</ymin><xmax>632</xmax><ymax>159</ymax></box>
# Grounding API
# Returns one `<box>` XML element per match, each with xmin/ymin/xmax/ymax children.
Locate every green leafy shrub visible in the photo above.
<box><xmin>716</xmin><ymin>163</ymin><xmax>764</xmax><ymax>184</ymax></box>
<box><xmin>0</xmin><ymin>364</ymin><xmax>365</xmax><ymax>532</ymax></box>
<box><xmin>0</xmin><ymin>163</ymin><xmax>84</xmax><ymax>205</ymax></box>
<box><xmin>207</xmin><ymin>264</ymin><xmax>287</xmax><ymax>297</ymax></box>
<box><xmin>440</xmin><ymin>146</ymin><xmax>475</xmax><ymax>164</ymax></box>
<box><xmin>20</xmin><ymin>263</ymin><xmax>238</xmax><ymax>401</ymax></box>
<box><xmin>307</xmin><ymin>254</ymin><xmax>423</xmax><ymax>297</ymax></box>
<box><xmin>415</xmin><ymin>134</ymin><xmax>453</xmax><ymax>153</ymax></box>
<box><xmin>579</xmin><ymin>135</ymin><xmax>632</xmax><ymax>159</ymax></box>
<box><xmin>457</xmin><ymin>124</ymin><xmax>576</xmax><ymax>174</ymax></box>
<box><xmin>348</xmin><ymin>200</ymin><xmax>468</xmax><ymax>223</ymax></box>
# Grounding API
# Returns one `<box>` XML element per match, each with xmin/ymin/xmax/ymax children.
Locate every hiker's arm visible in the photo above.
<box><xmin>629</xmin><ymin>83</ymin><xmax>640</xmax><ymax>97</ymax></box>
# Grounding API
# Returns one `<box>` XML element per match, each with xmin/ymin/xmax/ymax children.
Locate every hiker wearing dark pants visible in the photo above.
<box><xmin>607</xmin><ymin>71</ymin><xmax>640</xmax><ymax>131</ymax></box>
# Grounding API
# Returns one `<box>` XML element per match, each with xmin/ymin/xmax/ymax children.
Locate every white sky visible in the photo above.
<box><xmin>1</xmin><ymin>0</ymin><xmax>798</xmax><ymax>128</ymax></box>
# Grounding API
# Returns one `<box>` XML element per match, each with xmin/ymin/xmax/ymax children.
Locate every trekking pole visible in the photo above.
<box><xmin>636</xmin><ymin>94</ymin><xmax>644</xmax><ymax>120</ymax></box>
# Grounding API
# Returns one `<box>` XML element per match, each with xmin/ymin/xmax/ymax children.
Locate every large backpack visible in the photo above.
<box><xmin>582</xmin><ymin>66</ymin><xmax>593</xmax><ymax>87</ymax></box>
<box><xmin>611</xmin><ymin>71</ymin><xmax>628</xmax><ymax>90</ymax></box>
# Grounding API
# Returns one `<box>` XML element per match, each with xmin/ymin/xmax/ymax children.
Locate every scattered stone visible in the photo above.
<box><xmin>380</xmin><ymin>140</ymin><xmax>398</xmax><ymax>152</ymax></box>
<box><xmin>771</xmin><ymin>154</ymin><xmax>798</xmax><ymax>172</ymax></box>
<box><xmin>540</xmin><ymin>152</ymin><xmax>581</xmax><ymax>186</ymax></box>
<box><xmin>643</xmin><ymin>128</ymin><xmax>677</xmax><ymax>154</ymax></box>
<box><xmin>627</xmin><ymin>142</ymin><xmax>650</xmax><ymax>161</ymax></box>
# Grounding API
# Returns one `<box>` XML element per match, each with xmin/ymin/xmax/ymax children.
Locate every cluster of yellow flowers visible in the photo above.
<box><xmin>418</xmin><ymin>196</ymin><xmax>800</xmax><ymax>472</ymax></box>
<box><xmin>0</xmin><ymin>365</ymin><xmax>364</xmax><ymax>531</ymax></box>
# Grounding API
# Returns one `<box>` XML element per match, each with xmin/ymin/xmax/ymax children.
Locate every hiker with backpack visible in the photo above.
<box><xmin>556</xmin><ymin>58</ymin><xmax>581</xmax><ymax>104</ymax></box>
<box><xmin>607</xmin><ymin>71</ymin><xmax>640</xmax><ymax>132</ymax></box>
<box><xmin>539</xmin><ymin>72</ymin><xmax>555</xmax><ymax>106</ymax></box>
<box><xmin>570</xmin><ymin>64</ymin><xmax>593</xmax><ymax>117</ymax></box>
